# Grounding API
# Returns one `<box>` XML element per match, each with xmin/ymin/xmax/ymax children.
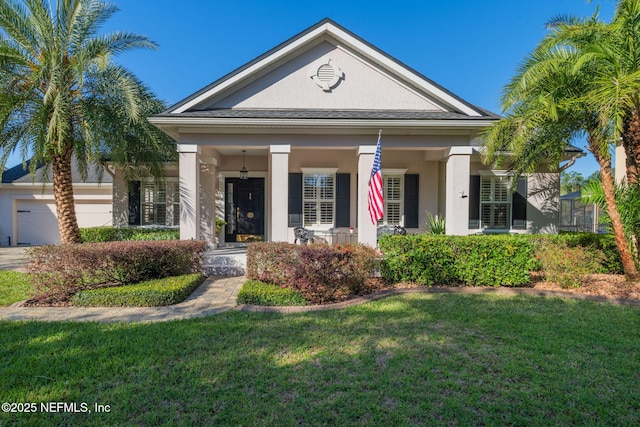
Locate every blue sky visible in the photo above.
<box><xmin>8</xmin><ymin>0</ymin><xmax>619</xmax><ymax>176</ymax></box>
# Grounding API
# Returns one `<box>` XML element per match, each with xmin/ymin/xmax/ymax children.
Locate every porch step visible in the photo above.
<box><xmin>202</xmin><ymin>247</ymin><xmax>247</xmax><ymax>277</ymax></box>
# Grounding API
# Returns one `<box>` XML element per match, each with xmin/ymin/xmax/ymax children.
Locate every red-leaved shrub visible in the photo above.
<box><xmin>26</xmin><ymin>240</ymin><xmax>207</xmax><ymax>304</ymax></box>
<box><xmin>246</xmin><ymin>242</ymin><xmax>378</xmax><ymax>304</ymax></box>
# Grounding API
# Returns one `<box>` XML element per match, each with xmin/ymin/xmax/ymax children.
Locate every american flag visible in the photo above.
<box><xmin>368</xmin><ymin>133</ymin><xmax>384</xmax><ymax>224</ymax></box>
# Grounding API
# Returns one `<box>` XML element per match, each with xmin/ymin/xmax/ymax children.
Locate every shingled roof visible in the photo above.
<box><xmin>155</xmin><ymin>108</ymin><xmax>501</xmax><ymax>121</ymax></box>
<box><xmin>1</xmin><ymin>159</ymin><xmax>112</xmax><ymax>184</ymax></box>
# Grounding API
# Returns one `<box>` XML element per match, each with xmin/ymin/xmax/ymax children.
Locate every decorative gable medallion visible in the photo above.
<box><xmin>309</xmin><ymin>59</ymin><xmax>343</xmax><ymax>91</ymax></box>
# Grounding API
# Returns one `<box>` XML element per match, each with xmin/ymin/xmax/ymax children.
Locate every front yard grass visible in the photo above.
<box><xmin>0</xmin><ymin>271</ymin><xmax>33</xmax><ymax>306</ymax></box>
<box><xmin>1</xmin><ymin>293</ymin><xmax>639</xmax><ymax>425</ymax></box>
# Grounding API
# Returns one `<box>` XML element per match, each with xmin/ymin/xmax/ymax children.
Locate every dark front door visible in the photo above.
<box><xmin>225</xmin><ymin>178</ymin><xmax>265</xmax><ymax>242</ymax></box>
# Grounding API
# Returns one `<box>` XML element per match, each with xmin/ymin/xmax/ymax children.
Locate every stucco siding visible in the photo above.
<box><xmin>207</xmin><ymin>42</ymin><xmax>444</xmax><ymax>112</ymax></box>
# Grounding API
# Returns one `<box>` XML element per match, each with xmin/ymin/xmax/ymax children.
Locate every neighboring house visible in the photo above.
<box><xmin>0</xmin><ymin>160</ymin><xmax>112</xmax><ymax>246</ymax></box>
<box><xmin>128</xmin><ymin>18</ymin><xmax>569</xmax><ymax>247</ymax></box>
<box><xmin>560</xmin><ymin>191</ymin><xmax>606</xmax><ymax>233</ymax></box>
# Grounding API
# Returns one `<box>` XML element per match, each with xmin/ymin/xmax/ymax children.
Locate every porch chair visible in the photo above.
<box><xmin>293</xmin><ymin>227</ymin><xmax>315</xmax><ymax>244</ymax></box>
<box><xmin>377</xmin><ymin>225</ymin><xmax>407</xmax><ymax>239</ymax></box>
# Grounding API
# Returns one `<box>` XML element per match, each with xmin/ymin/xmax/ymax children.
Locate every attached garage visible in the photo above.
<box><xmin>16</xmin><ymin>199</ymin><xmax>112</xmax><ymax>246</ymax></box>
<box><xmin>1</xmin><ymin>159</ymin><xmax>114</xmax><ymax>246</ymax></box>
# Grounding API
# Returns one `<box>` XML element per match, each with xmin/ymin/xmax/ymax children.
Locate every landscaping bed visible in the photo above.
<box><xmin>531</xmin><ymin>272</ymin><xmax>640</xmax><ymax>300</ymax></box>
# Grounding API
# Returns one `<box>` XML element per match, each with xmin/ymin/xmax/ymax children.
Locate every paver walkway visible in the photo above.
<box><xmin>0</xmin><ymin>276</ymin><xmax>244</xmax><ymax>323</ymax></box>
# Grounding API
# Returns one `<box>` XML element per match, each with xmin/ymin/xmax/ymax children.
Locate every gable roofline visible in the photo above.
<box><xmin>163</xmin><ymin>18</ymin><xmax>487</xmax><ymax>117</ymax></box>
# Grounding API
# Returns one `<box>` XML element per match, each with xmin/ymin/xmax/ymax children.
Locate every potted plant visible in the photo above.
<box><xmin>213</xmin><ymin>218</ymin><xmax>227</xmax><ymax>248</ymax></box>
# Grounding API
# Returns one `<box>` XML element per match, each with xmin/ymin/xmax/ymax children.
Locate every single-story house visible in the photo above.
<box><xmin>1</xmin><ymin>19</ymin><xmax>575</xmax><ymax>247</ymax></box>
<box><xmin>135</xmin><ymin>18</ymin><xmax>570</xmax><ymax>247</ymax></box>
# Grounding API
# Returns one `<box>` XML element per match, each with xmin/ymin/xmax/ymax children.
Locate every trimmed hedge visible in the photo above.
<box><xmin>81</xmin><ymin>226</ymin><xmax>179</xmax><ymax>243</ymax></box>
<box><xmin>26</xmin><ymin>240</ymin><xmax>207</xmax><ymax>304</ymax></box>
<box><xmin>379</xmin><ymin>234</ymin><xmax>537</xmax><ymax>287</ymax></box>
<box><xmin>379</xmin><ymin>233</ymin><xmax>623</xmax><ymax>287</ymax></box>
<box><xmin>247</xmin><ymin>242</ymin><xmax>378</xmax><ymax>304</ymax></box>
<box><xmin>72</xmin><ymin>274</ymin><xmax>205</xmax><ymax>307</ymax></box>
<box><xmin>237</xmin><ymin>280</ymin><xmax>307</xmax><ymax>306</ymax></box>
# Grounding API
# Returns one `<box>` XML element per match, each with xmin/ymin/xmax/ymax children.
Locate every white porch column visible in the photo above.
<box><xmin>110</xmin><ymin>168</ymin><xmax>128</xmax><ymax>227</ymax></box>
<box><xmin>199</xmin><ymin>157</ymin><xmax>217</xmax><ymax>245</ymax></box>
<box><xmin>269</xmin><ymin>145</ymin><xmax>290</xmax><ymax>242</ymax></box>
<box><xmin>178</xmin><ymin>144</ymin><xmax>201</xmax><ymax>240</ymax></box>
<box><xmin>358</xmin><ymin>145</ymin><xmax>377</xmax><ymax>247</ymax></box>
<box><xmin>445</xmin><ymin>147</ymin><xmax>471</xmax><ymax>235</ymax></box>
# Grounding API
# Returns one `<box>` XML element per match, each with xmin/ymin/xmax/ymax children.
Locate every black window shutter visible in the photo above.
<box><xmin>128</xmin><ymin>181</ymin><xmax>141</xmax><ymax>225</ymax></box>
<box><xmin>469</xmin><ymin>176</ymin><xmax>480</xmax><ymax>221</ymax></box>
<box><xmin>404</xmin><ymin>174</ymin><xmax>419</xmax><ymax>228</ymax></box>
<box><xmin>512</xmin><ymin>176</ymin><xmax>527</xmax><ymax>229</ymax></box>
<box><xmin>335</xmin><ymin>173</ymin><xmax>350</xmax><ymax>227</ymax></box>
<box><xmin>288</xmin><ymin>173</ymin><xmax>302</xmax><ymax>227</ymax></box>
<box><xmin>469</xmin><ymin>176</ymin><xmax>480</xmax><ymax>228</ymax></box>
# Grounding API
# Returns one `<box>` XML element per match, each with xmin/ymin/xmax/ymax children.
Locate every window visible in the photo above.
<box><xmin>480</xmin><ymin>175</ymin><xmax>510</xmax><ymax>229</ymax></box>
<box><xmin>302</xmin><ymin>172</ymin><xmax>335</xmax><ymax>228</ymax></box>
<box><xmin>377</xmin><ymin>170</ymin><xmax>407</xmax><ymax>226</ymax></box>
<box><xmin>469</xmin><ymin>174</ymin><xmax>527</xmax><ymax>230</ymax></box>
<box><xmin>380</xmin><ymin>175</ymin><xmax>404</xmax><ymax>225</ymax></box>
<box><xmin>141</xmin><ymin>181</ymin><xmax>180</xmax><ymax>226</ymax></box>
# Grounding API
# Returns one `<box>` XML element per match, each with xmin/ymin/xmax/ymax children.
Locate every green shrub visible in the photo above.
<box><xmin>452</xmin><ymin>236</ymin><xmax>536</xmax><ymax>286</ymax></box>
<box><xmin>379</xmin><ymin>235</ymin><xmax>456</xmax><ymax>285</ymax></box>
<box><xmin>379</xmin><ymin>234</ymin><xmax>536</xmax><ymax>287</ymax></box>
<box><xmin>534</xmin><ymin>233</ymin><xmax>622</xmax><ymax>274</ymax></box>
<box><xmin>536</xmin><ymin>242</ymin><xmax>605</xmax><ymax>288</ymax></box>
<box><xmin>72</xmin><ymin>274</ymin><xmax>205</xmax><ymax>307</ymax></box>
<box><xmin>246</xmin><ymin>242</ymin><xmax>378</xmax><ymax>304</ymax></box>
<box><xmin>237</xmin><ymin>280</ymin><xmax>307</xmax><ymax>306</ymax></box>
<box><xmin>81</xmin><ymin>226</ymin><xmax>179</xmax><ymax>243</ymax></box>
<box><xmin>27</xmin><ymin>240</ymin><xmax>207</xmax><ymax>305</ymax></box>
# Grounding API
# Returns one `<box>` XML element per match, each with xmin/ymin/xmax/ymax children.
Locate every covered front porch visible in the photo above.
<box><xmin>174</xmin><ymin>135</ymin><xmax>479</xmax><ymax>247</ymax></box>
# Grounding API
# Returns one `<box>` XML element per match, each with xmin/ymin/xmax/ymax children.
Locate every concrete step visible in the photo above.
<box><xmin>202</xmin><ymin>247</ymin><xmax>247</xmax><ymax>277</ymax></box>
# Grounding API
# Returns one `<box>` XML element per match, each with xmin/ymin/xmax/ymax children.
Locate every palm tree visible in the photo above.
<box><xmin>0</xmin><ymin>0</ymin><xmax>173</xmax><ymax>244</ymax></box>
<box><xmin>483</xmin><ymin>23</ymin><xmax>639</xmax><ymax>278</ymax></box>
<box><xmin>546</xmin><ymin>0</ymin><xmax>640</xmax><ymax>183</ymax></box>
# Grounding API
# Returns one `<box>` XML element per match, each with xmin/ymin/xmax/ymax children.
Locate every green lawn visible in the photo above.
<box><xmin>1</xmin><ymin>293</ymin><xmax>639</xmax><ymax>425</ymax></box>
<box><xmin>0</xmin><ymin>271</ymin><xmax>33</xmax><ymax>306</ymax></box>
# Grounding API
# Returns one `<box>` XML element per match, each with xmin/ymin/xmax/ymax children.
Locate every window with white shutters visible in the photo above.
<box><xmin>382</xmin><ymin>175</ymin><xmax>403</xmax><ymax>225</ymax></box>
<box><xmin>141</xmin><ymin>181</ymin><xmax>180</xmax><ymax>226</ymax></box>
<box><xmin>303</xmin><ymin>173</ymin><xmax>335</xmax><ymax>227</ymax></box>
<box><xmin>480</xmin><ymin>176</ymin><xmax>510</xmax><ymax>229</ymax></box>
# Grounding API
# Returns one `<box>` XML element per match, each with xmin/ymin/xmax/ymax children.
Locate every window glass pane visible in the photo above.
<box><xmin>303</xmin><ymin>173</ymin><xmax>335</xmax><ymax>227</ymax></box>
<box><xmin>304</xmin><ymin>202</ymin><xmax>317</xmax><ymax>226</ymax></box>
<box><xmin>143</xmin><ymin>184</ymin><xmax>155</xmax><ymax>203</ymax></box>
<box><xmin>386</xmin><ymin>202</ymin><xmax>401</xmax><ymax>225</ymax></box>
<box><xmin>480</xmin><ymin>176</ymin><xmax>511</xmax><ymax>229</ymax></box>
<box><xmin>320</xmin><ymin>202</ymin><xmax>333</xmax><ymax>224</ymax></box>
<box><xmin>155</xmin><ymin>204</ymin><xmax>167</xmax><ymax>225</ymax></box>
<box><xmin>385</xmin><ymin>177</ymin><xmax>401</xmax><ymax>201</ymax></box>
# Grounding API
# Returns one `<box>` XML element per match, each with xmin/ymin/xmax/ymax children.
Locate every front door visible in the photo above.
<box><xmin>225</xmin><ymin>178</ymin><xmax>265</xmax><ymax>242</ymax></box>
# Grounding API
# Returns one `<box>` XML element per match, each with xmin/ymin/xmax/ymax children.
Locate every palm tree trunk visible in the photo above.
<box><xmin>623</xmin><ymin>112</ymin><xmax>640</xmax><ymax>184</ymax></box>
<box><xmin>592</xmin><ymin>143</ymin><xmax>638</xmax><ymax>278</ymax></box>
<box><xmin>52</xmin><ymin>145</ymin><xmax>83</xmax><ymax>244</ymax></box>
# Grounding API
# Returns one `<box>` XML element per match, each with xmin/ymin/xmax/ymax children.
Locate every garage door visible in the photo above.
<box><xmin>17</xmin><ymin>200</ymin><xmax>112</xmax><ymax>245</ymax></box>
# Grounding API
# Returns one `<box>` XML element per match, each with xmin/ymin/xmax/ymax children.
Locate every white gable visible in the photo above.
<box><xmin>170</xmin><ymin>20</ymin><xmax>483</xmax><ymax>117</ymax></box>
<box><xmin>200</xmin><ymin>41</ymin><xmax>446</xmax><ymax>112</ymax></box>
